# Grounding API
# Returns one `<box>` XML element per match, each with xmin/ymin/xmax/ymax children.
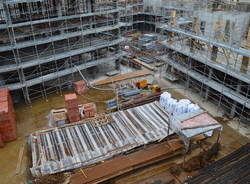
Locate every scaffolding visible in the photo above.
<box><xmin>154</xmin><ymin>0</ymin><xmax>250</xmax><ymax>122</ymax></box>
<box><xmin>119</xmin><ymin>0</ymin><xmax>250</xmax><ymax>122</ymax></box>
<box><xmin>0</xmin><ymin>0</ymin><xmax>123</xmax><ymax>103</ymax></box>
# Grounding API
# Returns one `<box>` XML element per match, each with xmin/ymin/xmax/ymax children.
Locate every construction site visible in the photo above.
<box><xmin>0</xmin><ymin>0</ymin><xmax>250</xmax><ymax>183</ymax></box>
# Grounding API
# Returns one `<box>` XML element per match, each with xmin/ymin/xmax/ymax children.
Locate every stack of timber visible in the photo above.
<box><xmin>132</xmin><ymin>58</ymin><xmax>156</xmax><ymax>71</ymax></box>
<box><xmin>71</xmin><ymin>139</ymin><xmax>183</xmax><ymax>184</ymax></box>
<box><xmin>120</xmin><ymin>92</ymin><xmax>162</xmax><ymax>110</ymax></box>
<box><xmin>30</xmin><ymin>101</ymin><xmax>173</xmax><ymax>176</ymax></box>
<box><xmin>186</xmin><ymin>143</ymin><xmax>250</xmax><ymax>184</ymax></box>
<box><xmin>92</xmin><ymin>70</ymin><xmax>151</xmax><ymax>86</ymax></box>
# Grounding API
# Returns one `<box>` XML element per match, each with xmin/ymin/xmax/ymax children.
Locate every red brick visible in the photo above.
<box><xmin>74</xmin><ymin>80</ymin><xmax>88</xmax><ymax>95</ymax></box>
<box><xmin>0</xmin><ymin>134</ymin><xmax>4</xmax><ymax>148</ymax></box>
<box><xmin>64</xmin><ymin>93</ymin><xmax>77</xmax><ymax>101</ymax></box>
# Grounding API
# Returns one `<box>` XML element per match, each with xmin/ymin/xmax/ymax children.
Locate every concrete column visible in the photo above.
<box><xmin>211</xmin><ymin>46</ymin><xmax>218</xmax><ymax>62</ymax></box>
<box><xmin>240</xmin><ymin>56</ymin><xmax>249</xmax><ymax>73</ymax></box>
<box><xmin>168</xmin><ymin>11</ymin><xmax>176</xmax><ymax>45</ymax></box>
<box><xmin>115</xmin><ymin>59</ymin><xmax>120</xmax><ymax>70</ymax></box>
<box><xmin>190</xmin><ymin>38</ymin><xmax>195</xmax><ymax>53</ymax></box>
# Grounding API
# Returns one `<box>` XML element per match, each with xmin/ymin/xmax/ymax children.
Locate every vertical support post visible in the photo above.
<box><xmin>230</xmin><ymin>80</ymin><xmax>242</xmax><ymax>118</ymax></box>
<box><xmin>3</xmin><ymin>1</ymin><xmax>31</xmax><ymax>103</ymax></box>
<box><xmin>204</xmin><ymin>68</ymin><xmax>213</xmax><ymax>101</ymax></box>
<box><xmin>230</xmin><ymin>81</ymin><xmax>242</xmax><ymax>118</ymax></box>
<box><xmin>185</xmin><ymin>58</ymin><xmax>192</xmax><ymax>89</ymax></box>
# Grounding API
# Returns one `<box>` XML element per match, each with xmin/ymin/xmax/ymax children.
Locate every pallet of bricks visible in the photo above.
<box><xmin>64</xmin><ymin>93</ymin><xmax>80</xmax><ymax>123</ymax></box>
<box><xmin>0</xmin><ymin>88</ymin><xmax>16</xmax><ymax>148</ymax></box>
<box><xmin>83</xmin><ymin>103</ymin><xmax>96</xmax><ymax>118</ymax></box>
<box><xmin>73</xmin><ymin>80</ymin><xmax>87</xmax><ymax>95</ymax></box>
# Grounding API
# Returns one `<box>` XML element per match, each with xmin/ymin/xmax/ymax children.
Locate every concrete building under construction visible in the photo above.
<box><xmin>0</xmin><ymin>0</ymin><xmax>250</xmax><ymax>184</ymax></box>
<box><xmin>0</xmin><ymin>0</ymin><xmax>123</xmax><ymax>103</ymax></box>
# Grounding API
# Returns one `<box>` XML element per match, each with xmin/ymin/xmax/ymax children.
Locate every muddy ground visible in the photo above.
<box><xmin>0</xmin><ymin>77</ymin><xmax>249</xmax><ymax>184</ymax></box>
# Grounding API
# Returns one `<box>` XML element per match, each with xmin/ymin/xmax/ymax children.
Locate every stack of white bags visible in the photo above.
<box><xmin>160</xmin><ymin>92</ymin><xmax>200</xmax><ymax>117</ymax></box>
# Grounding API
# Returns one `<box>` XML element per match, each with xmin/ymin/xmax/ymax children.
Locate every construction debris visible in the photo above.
<box><xmin>30</xmin><ymin>101</ymin><xmax>173</xmax><ymax>176</ymax></box>
<box><xmin>183</xmin><ymin>143</ymin><xmax>220</xmax><ymax>172</ymax></box>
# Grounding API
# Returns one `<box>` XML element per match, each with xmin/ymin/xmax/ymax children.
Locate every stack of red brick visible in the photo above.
<box><xmin>0</xmin><ymin>88</ymin><xmax>16</xmax><ymax>148</ymax></box>
<box><xmin>83</xmin><ymin>103</ymin><xmax>96</xmax><ymax>118</ymax></box>
<box><xmin>73</xmin><ymin>80</ymin><xmax>88</xmax><ymax>95</ymax></box>
<box><xmin>64</xmin><ymin>93</ymin><xmax>80</xmax><ymax>123</ymax></box>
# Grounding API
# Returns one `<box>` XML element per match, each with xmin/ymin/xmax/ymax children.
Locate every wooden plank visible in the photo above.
<box><xmin>132</xmin><ymin>59</ymin><xmax>155</xmax><ymax>71</ymax></box>
<box><xmin>15</xmin><ymin>142</ymin><xmax>26</xmax><ymax>175</ymax></box>
<box><xmin>71</xmin><ymin>139</ymin><xmax>183</xmax><ymax>184</ymax></box>
<box><xmin>92</xmin><ymin>70</ymin><xmax>151</xmax><ymax>86</ymax></box>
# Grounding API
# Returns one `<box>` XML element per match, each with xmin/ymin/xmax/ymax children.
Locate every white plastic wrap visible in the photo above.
<box><xmin>160</xmin><ymin>93</ymin><xmax>201</xmax><ymax>118</ymax></box>
<box><xmin>178</xmin><ymin>99</ymin><xmax>191</xmax><ymax>105</ymax></box>
<box><xmin>187</xmin><ymin>104</ymin><xmax>200</xmax><ymax>113</ymax></box>
<box><xmin>165</xmin><ymin>98</ymin><xmax>177</xmax><ymax>113</ymax></box>
<box><xmin>160</xmin><ymin>92</ymin><xmax>172</xmax><ymax>107</ymax></box>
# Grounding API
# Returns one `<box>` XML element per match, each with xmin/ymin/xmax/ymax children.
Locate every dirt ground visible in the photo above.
<box><xmin>0</xmin><ymin>77</ymin><xmax>249</xmax><ymax>184</ymax></box>
<box><xmin>0</xmin><ymin>87</ymin><xmax>115</xmax><ymax>184</ymax></box>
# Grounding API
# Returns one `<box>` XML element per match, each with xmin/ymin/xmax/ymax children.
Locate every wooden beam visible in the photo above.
<box><xmin>92</xmin><ymin>70</ymin><xmax>151</xmax><ymax>86</ymax></box>
<box><xmin>15</xmin><ymin>142</ymin><xmax>26</xmax><ymax>175</ymax></box>
<box><xmin>132</xmin><ymin>59</ymin><xmax>155</xmax><ymax>71</ymax></box>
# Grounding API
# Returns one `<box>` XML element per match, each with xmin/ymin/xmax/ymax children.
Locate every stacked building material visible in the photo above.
<box><xmin>0</xmin><ymin>134</ymin><xmax>4</xmax><ymax>148</ymax></box>
<box><xmin>0</xmin><ymin>88</ymin><xmax>17</xmax><ymax>147</ymax></box>
<box><xmin>186</xmin><ymin>143</ymin><xmax>250</xmax><ymax>184</ymax></box>
<box><xmin>71</xmin><ymin>139</ymin><xmax>183</xmax><ymax>184</ymax></box>
<box><xmin>73</xmin><ymin>80</ymin><xmax>88</xmax><ymax>95</ymax></box>
<box><xmin>83</xmin><ymin>103</ymin><xmax>96</xmax><ymax>118</ymax></box>
<box><xmin>120</xmin><ymin>92</ymin><xmax>162</xmax><ymax>110</ymax></box>
<box><xmin>30</xmin><ymin>101</ymin><xmax>173</xmax><ymax>176</ymax></box>
<box><xmin>64</xmin><ymin>93</ymin><xmax>80</xmax><ymax>123</ymax></box>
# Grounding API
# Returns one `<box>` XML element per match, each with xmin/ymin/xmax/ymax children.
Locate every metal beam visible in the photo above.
<box><xmin>158</xmin><ymin>55</ymin><xmax>250</xmax><ymax>109</ymax></box>
<box><xmin>160</xmin><ymin>42</ymin><xmax>250</xmax><ymax>84</ymax></box>
<box><xmin>0</xmin><ymin>9</ymin><xmax>119</xmax><ymax>29</ymax></box>
<box><xmin>161</xmin><ymin>25</ymin><xmax>250</xmax><ymax>58</ymax></box>
<box><xmin>0</xmin><ymin>38</ymin><xmax>124</xmax><ymax>73</ymax></box>
<box><xmin>3</xmin><ymin>51</ymin><xmax>126</xmax><ymax>90</ymax></box>
<box><xmin>0</xmin><ymin>24</ymin><xmax>121</xmax><ymax>52</ymax></box>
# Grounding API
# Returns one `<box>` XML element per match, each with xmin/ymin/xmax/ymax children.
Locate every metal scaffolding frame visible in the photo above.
<box><xmin>152</xmin><ymin>1</ymin><xmax>250</xmax><ymax>121</ymax></box>
<box><xmin>0</xmin><ymin>0</ymin><xmax>122</xmax><ymax>103</ymax></box>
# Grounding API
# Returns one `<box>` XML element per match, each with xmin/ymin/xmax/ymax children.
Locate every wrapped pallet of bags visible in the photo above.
<box><xmin>187</xmin><ymin>103</ymin><xmax>200</xmax><ymax>113</ymax></box>
<box><xmin>179</xmin><ymin>99</ymin><xmax>191</xmax><ymax>105</ymax></box>
<box><xmin>165</xmin><ymin>98</ymin><xmax>177</xmax><ymax>113</ymax></box>
<box><xmin>160</xmin><ymin>92</ymin><xmax>171</xmax><ymax>107</ymax></box>
<box><xmin>173</xmin><ymin>102</ymin><xmax>186</xmax><ymax>116</ymax></box>
<box><xmin>173</xmin><ymin>99</ymin><xmax>191</xmax><ymax>116</ymax></box>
